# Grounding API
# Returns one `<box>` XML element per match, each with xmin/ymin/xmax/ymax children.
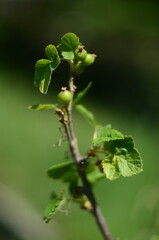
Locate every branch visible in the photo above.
<box><xmin>60</xmin><ymin>76</ymin><xmax>112</xmax><ymax>240</ymax></box>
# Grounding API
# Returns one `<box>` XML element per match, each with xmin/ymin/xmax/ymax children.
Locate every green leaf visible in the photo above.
<box><xmin>75</xmin><ymin>104</ymin><xmax>97</xmax><ymax>127</ymax></box>
<box><xmin>61</xmin><ymin>51</ymin><xmax>74</xmax><ymax>60</ymax></box>
<box><xmin>102</xmin><ymin>162</ymin><xmax>120</xmax><ymax>180</ymax></box>
<box><xmin>34</xmin><ymin>56</ymin><xmax>60</xmax><ymax>94</ymax></box>
<box><xmin>28</xmin><ymin>104</ymin><xmax>57</xmax><ymax>111</ymax></box>
<box><xmin>47</xmin><ymin>161</ymin><xmax>78</xmax><ymax>182</ymax></box>
<box><xmin>34</xmin><ymin>59</ymin><xmax>52</xmax><ymax>94</ymax></box>
<box><xmin>45</xmin><ymin>44</ymin><xmax>61</xmax><ymax>64</ymax></box>
<box><xmin>59</xmin><ymin>33</ymin><xmax>81</xmax><ymax>52</ymax></box>
<box><xmin>102</xmin><ymin>136</ymin><xmax>143</xmax><ymax>180</ymax></box>
<box><xmin>43</xmin><ymin>194</ymin><xmax>65</xmax><ymax>223</ymax></box>
<box><xmin>116</xmin><ymin>154</ymin><xmax>142</xmax><ymax>177</ymax></box>
<box><xmin>93</xmin><ymin>125</ymin><xmax>124</xmax><ymax>145</ymax></box>
<box><xmin>74</xmin><ymin>82</ymin><xmax>92</xmax><ymax>105</ymax></box>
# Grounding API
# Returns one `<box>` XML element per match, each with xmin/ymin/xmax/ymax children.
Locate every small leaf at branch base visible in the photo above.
<box><xmin>44</xmin><ymin>194</ymin><xmax>66</xmax><ymax>223</ymax></box>
<box><xmin>93</xmin><ymin>125</ymin><xmax>124</xmax><ymax>145</ymax></box>
<box><xmin>28</xmin><ymin>104</ymin><xmax>57</xmax><ymax>111</ymax></box>
<box><xmin>47</xmin><ymin>161</ymin><xmax>78</xmax><ymax>182</ymax></box>
<box><xmin>74</xmin><ymin>82</ymin><xmax>92</xmax><ymax>105</ymax></box>
<box><xmin>45</xmin><ymin>44</ymin><xmax>60</xmax><ymax>63</ymax></box>
<box><xmin>75</xmin><ymin>104</ymin><xmax>97</xmax><ymax>127</ymax></box>
<box><xmin>59</xmin><ymin>33</ymin><xmax>81</xmax><ymax>52</ymax></box>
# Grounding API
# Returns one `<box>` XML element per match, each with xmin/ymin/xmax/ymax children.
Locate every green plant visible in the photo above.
<box><xmin>29</xmin><ymin>33</ymin><xmax>143</xmax><ymax>240</ymax></box>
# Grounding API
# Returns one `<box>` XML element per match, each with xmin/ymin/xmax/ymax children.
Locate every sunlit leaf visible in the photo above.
<box><xmin>102</xmin><ymin>136</ymin><xmax>143</xmax><ymax>180</ymax></box>
<box><xmin>34</xmin><ymin>59</ymin><xmax>53</xmax><ymax>94</ymax></box>
<box><xmin>28</xmin><ymin>104</ymin><xmax>57</xmax><ymax>111</ymax></box>
<box><xmin>102</xmin><ymin>162</ymin><xmax>120</xmax><ymax>180</ymax></box>
<box><xmin>34</xmin><ymin>57</ymin><xmax>60</xmax><ymax>94</ymax></box>
<box><xmin>59</xmin><ymin>33</ymin><xmax>81</xmax><ymax>52</ymax></box>
<box><xmin>93</xmin><ymin>125</ymin><xmax>124</xmax><ymax>145</ymax></box>
<box><xmin>61</xmin><ymin>51</ymin><xmax>74</xmax><ymax>60</ymax></box>
<box><xmin>45</xmin><ymin>44</ymin><xmax>60</xmax><ymax>64</ymax></box>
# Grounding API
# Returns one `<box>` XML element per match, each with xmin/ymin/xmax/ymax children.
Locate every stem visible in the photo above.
<box><xmin>61</xmin><ymin>75</ymin><xmax>112</xmax><ymax>240</ymax></box>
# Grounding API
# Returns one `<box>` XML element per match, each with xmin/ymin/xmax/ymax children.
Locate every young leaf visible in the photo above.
<box><xmin>116</xmin><ymin>154</ymin><xmax>142</xmax><ymax>177</ymax></box>
<box><xmin>28</xmin><ymin>104</ymin><xmax>57</xmax><ymax>111</ymax></box>
<box><xmin>45</xmin><ymin>44</ymin><xmax>60</xmax><ymax>64</ymax></box>
<box><xmin>34</xmin><ymin>59</ymin><xmax>53</xmax><ymax>94</ymax></box>
<box><xmin>102</xmin><ymin>136</ymin><xmax>143</xmax><ymax>180</ymax></box>
<box><xmin>44</xmin><ymin>194</ymin><xmax>66</xmax><ymax>223</ymax></box>
<box><xmin>47</xmin><ymin>161</ymin><xmax>78</xmax><ymax>182</ymax></box>
<box><xmin>74</xmin><ymin>82</ymin><xmax>92</xmax><ymax>105</ymax></box>
<box><xmin>59</xmin><ymin>33</ymin><xmax>81</xmax><ymax>52</ymax></box>
<box><xmin>34</xmin><ymin>56</ymin><xmax>60</xmax><ymax>94</ymax></box>
<box><xmin>93</xmin><ymin>125</ymin><xmax>124</xmax><ymax>145</ymax></box>
<box><xmin>61</xmin><ymin>51</ymin><xmax>74</xmax><ymax>60</ymax></box>
<box><xmin>102</xmin><ymin>162</ymin><xmax>120</xmax><ymax>180</ymax></box>
<box><xmin>75</xmin><ymin>104</ymin><xmax>97</xmax><ymax>127</ymax></box>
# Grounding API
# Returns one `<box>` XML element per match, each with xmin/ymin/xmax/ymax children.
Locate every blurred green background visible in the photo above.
<box><xmin>0</xmin><ymin>0</ymin><xmax>159</xmax><ymax>239</ymax></box>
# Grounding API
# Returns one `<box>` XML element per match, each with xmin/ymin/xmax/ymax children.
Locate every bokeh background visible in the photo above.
<box><xmin>0</xmin><ymin>0</ymin><xmax>159</xmax><ymax>240</ymax></box>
